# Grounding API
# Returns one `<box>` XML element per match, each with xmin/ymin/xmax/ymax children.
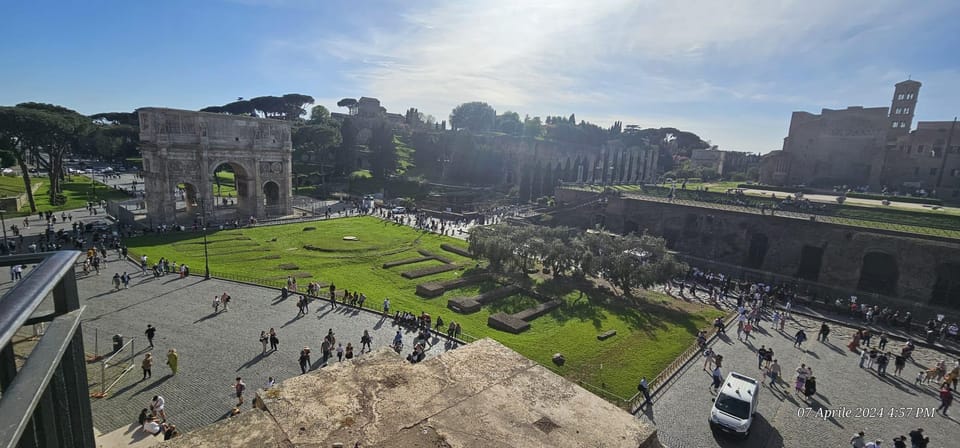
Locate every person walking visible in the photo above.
<box><xmin>743</xmin><ymin>321</ymin><xmax>753</xmax><ymax>341</ymax></box>
<box><xmin>794</xmin><ymin>329</ymin><xmax>807</xmax><ymax>348</ymax></box>
<box><xmin>138</xmin><ymin>353</ymin><xmax>152</xmax><ymax>380</ymax></box>
<box><xmin>703</xmin><ymin>347</ymin><xmax>716</xmax><ymax>371</ymax></box>
<box><xmin>710</xmin><ymin>366</ymin><xmax>723</xmax><ymax>392</ymax></box>
<box><xmin>145</xmin><ymin>325</ymin><xmax>156</xmax><ymax>348</ymax></box>
<box><xmin>345</xmin><ymin>343</ymin><xmax>354</xmax><ymax>360</ymax></box>
<box><xmin>166</xmin><ymin>349</ymin><xmax>179</xmax><ymax>375</ymax></box>
<box><xmin>233</xmin><ymin>377</ymin><xmax>246</xmax><ymax>406</ymax></box>
<box><xmin>879</xmin><ymin>333</ymin><xmax>889</xmax><ymax>350</ymax></box>
<box><xmin>336</xmin><ymin>343</ymin><xmax>344</xmax><ymax>362</ymax></box>
<box><xmin>269</xmin><ymin>328</ymin><xmax>279</xmax><ymax>351</ymax></box>
<box><xmin>112</xmin><ymin>273</ymin><xmax>122</xmax><ymax>290</ymax></box>
<box><xmin>818</xmin><ymin>323</ymin><xmax>830</xmax><ymax>342</ymax></box>
<box><xmin>637</xmin><ymin>377</ymin><xmax>651</xmax><ymax>408</ymax></box>
<box><xmin>938</xmin><ymin>385</ymin><xmax>954</xmax><ymax>416</ymax></box>
<box><xmin>212</xmin><ymin>295</ymin><xmax>221</xmax><ymax>313</ymax></box>
<box><xmin>766</xmin><ymin>359</ymin><xmax>782</xmax><ymax>387</ymax></box>
<box><xmin>361</xmin><ymin>330</ymin><xmax>372</xmax><ymax>353</ymax></box>
<box><xmin>383</xmin><ymin>297</ymin><xmax>391</xmax><ymax>316</ymax></box>
<box><xmin>894</xmin><ymin>353</ymin><xmax>907</xmax><ymax>376</ymax></box>
<box><xmin>259</xmin><ymin>331</ymin><xmax>269</xmax><ymax>353</ymax></box>
<box><xmin>794</xmin><ymin>363</ymin><xmax>809</xmax><ymax>395</ymax></box>
<box><xmin>221</xmin><ymin>292</ymin><xmax>231</xmax><ymax>312</ymax></box>
<box><xmin>298</xmin><ymin>347</ymin><xmax>311</xmax><ymax>374</ymax></box>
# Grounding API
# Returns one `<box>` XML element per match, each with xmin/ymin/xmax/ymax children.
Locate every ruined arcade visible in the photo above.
<box><xmin>138</xmin><ymin>108</ymin><xmax>293</xmax><ymax>225</ymax></box>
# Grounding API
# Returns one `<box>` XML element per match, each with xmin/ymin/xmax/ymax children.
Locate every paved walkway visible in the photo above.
<box><xmin>642</xmin><ymin>311</ymin><xmax>960</xmax><ymax>447</ymax></box>
<box><xmin>71</xmin><ymin>256</ymin><xmax>455</xmax><ymax>434</ymax></box>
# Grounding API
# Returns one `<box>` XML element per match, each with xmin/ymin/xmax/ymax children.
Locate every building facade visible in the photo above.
<box><xmin>760</xmin><ymin>80</ymin><xmax>960</xmax><ymax>200</ymax></box>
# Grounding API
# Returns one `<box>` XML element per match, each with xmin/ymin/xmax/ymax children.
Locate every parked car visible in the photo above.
<box><xmin>709</xmin><ymin>372</ymin><xmax>759</xmax><ymax>438</ymax></box>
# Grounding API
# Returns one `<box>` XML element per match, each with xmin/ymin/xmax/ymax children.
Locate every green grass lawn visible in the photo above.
<box><xmin>124</xmin><ymin>216</ymin><xmax>723</xmax><ymax>400</ymax></box>
<box><xmin>0</xmin><ymin>175</ymin><xmax>41</xmax><ymax>198</ymax></box>
<box><xmin>11</xmin><ymin>175</ymin><xmax>130</xmax><ymax>216</ymax></box>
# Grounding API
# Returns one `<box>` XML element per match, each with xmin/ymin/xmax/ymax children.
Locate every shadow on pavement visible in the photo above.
<box><xmin>710</xmin><ymin>413</ymin><xmax>783</xmax><ymax>447</ymax></box>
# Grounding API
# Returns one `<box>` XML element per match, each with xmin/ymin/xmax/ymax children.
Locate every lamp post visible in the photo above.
<box><xmin>0</xmin><ymin>209</ymin><xmax>7</xmax><ymax>255</ymax></box>
<box><xmin>197</xmin><ymin>200</ymin><xmax>210</xmax><ymax>279</ymax></box>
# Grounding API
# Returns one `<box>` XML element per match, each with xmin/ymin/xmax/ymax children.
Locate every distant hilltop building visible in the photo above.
<box><xmin>760</xmin><ymin>80</ymin><xmax>960</xmax><ymax>200</ymax></box>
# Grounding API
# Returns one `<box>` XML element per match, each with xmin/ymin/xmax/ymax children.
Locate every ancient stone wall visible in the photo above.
<box><xmin>554</xmin><ymin>188</ymin><xmax>960</xmax><ymax>308</ymax></box>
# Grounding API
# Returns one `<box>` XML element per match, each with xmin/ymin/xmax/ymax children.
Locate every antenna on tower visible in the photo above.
<box><xmin>907</xmin><ymin>74</ymin><xmax>911</xmax><ymax>80</ymax></box>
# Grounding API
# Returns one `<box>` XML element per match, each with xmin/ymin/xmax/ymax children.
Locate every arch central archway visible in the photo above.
<box><xmin>857</xmin><ymin>252</ymin><xmax>899</xmax><ymax>296</ymax></box>
<box><xmin>210</xmin><ymin>161</ymin><xmax>254</xmax><ymax>222</ymax></box>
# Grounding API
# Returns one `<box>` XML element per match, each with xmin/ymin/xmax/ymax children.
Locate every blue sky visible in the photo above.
<box><xmin>2</xmin><ymin>0</ymin><xmax>959</xmax><ymax>153</ymax></box>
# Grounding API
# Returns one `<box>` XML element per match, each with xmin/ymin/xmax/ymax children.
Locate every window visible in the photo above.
<box><xmin>895</xmin><ymin>108</ymin><xmax>903</xmax><ymax>114</ymax></box>
<box><xmin>903</xmin><ymin>107</ymin><xmax>910</xmax><ymax>114</ymax></box>
<box><xmin>907</xmin><ymin>93</ymin><xmax>915</xmax><ymax>99</ymax></box>
<box><xmin>930</xmin><ymin>168</ymin><xmax>938</xmax><ymax>175</ymax></box>
<box><xmin>933</xmin><ymin>147</ymin><xmax>943</xmax><ymax>157</ymax></box>
<box><xmin>897</xmin><ymin>93</ymin><xmax>905</xmax><ymax>100</ymax></box>
<box><xmin>892</xmin><ymin>122</ymin><xmax>899</xmax><ymax>128</ymax></box>
<box><xmin>919</xmin><ymin>145</ymin><xmax>925</xmax><ymax>152</ymax></box>
<box><xmin>907</xmin><ymin>146</ymin><xmax>913</xmax><ymax>154</ymax></box>
<box><xmin>900</xmin><ymin>122</ymin><xmax>907</xmax><ymax>128</ymax></box>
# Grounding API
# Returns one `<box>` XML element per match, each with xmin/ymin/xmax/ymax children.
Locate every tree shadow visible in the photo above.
<box><xmin>486</xmin><ymin>293</ymin><xmax>540</xmax><ymax>315</ymax></box>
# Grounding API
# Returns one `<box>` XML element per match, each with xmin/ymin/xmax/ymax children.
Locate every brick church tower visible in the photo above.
<box><xmin>887</xmin><ymin>80</ymin><xmax>921</xmax><ymax>139</ymax></box>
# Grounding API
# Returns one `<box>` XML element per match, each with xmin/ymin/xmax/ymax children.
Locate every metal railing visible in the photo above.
<box><xmin>0</xmin><ymin>251</ymin><xmax>94</xmax><ymax>448</ymax></box>
<box><xmin>626</xmin><ymin>311</ymin><xmax>737</xmax><ymax>414</ymax></box>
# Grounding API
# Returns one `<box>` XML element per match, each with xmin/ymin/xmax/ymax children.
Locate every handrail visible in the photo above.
<box><xmin>0</xmin><ymin>308</ymin><xmax>84</xmax><ymax>448</ymax></box>
<box><xmin>0</xmin><ymin>251</ymin><xmax>83</xmax><ymax>349</ymax></box>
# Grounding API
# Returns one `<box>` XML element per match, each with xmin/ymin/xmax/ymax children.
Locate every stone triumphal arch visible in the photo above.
<box><xmin>138</xmin><ymin>108</ymin><xmax>293</xmax><ymax>226</ymax></box>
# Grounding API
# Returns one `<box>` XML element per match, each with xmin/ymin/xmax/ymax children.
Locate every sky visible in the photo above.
<box><xmin>2</xmin><ymin>0</ymin><xmax>959</xmax><ymax>153</ymax></box>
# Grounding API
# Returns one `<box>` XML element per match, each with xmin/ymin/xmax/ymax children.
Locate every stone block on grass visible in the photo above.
<box><xmin>488</xmin><ymin>313</ymin><xmax>530</xmax><ymax>334</ymax></box>
<box><xmin>401</xmin><ymin>264</ymin><xmax>460</xmax><ymax>279</ymax></box>
<box><xmin>448</xmin><ymin>296</ymin><xmax>481</xmax><ymax>314</ymax></box>
<box><xmin>382</xmin><ymin>257</ymin><xmax>433</xmax><ymax>269</ymax></box>
<box><xmin>440</xmin><ymin>243</ymin><xmax>473</xmax><ymax>259</ymax></box>
<box><xmin>597</xmin><ymin>330</ymin><xmax>617</xmax><ymax>341</ymax></box>
<box><xmin>512</xmin><ymin>299</ymin><xmax>563</xmax><ymax>321</ymax></box>
<box><xmin>416</xmin><ymin>282</ymin><xmax>446</xmax><ymax>298</ymax></box>
<box><xmin>417</xmin><ymin>249</ymin><xmax>453</xmax><ymax>264</ymax></box>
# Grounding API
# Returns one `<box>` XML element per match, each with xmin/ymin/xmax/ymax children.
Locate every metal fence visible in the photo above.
<box><xmin>625</xmin><ymin>312</ymin><xmax>737</xmax><ymax>414</ymax></box>
<box><xmin>0</xmin><ymin>251</ymin><xmax>95</xmax><ymax>448</ymax></box>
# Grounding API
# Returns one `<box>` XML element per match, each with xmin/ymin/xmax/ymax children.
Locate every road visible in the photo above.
<box><xmin>642</xmin><ymin>311</ymin><xmax>959</xmax><ymax>447</ymax></box>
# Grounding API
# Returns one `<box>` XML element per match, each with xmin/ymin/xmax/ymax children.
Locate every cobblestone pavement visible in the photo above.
<box><xmin>72</xmin><ymin>257</ymin><xmax>455</xmax><ymax>434</ymax></box>
<box><xmin>641</xmin><ymin>312</ymin><xmax>960</xmax><ymax>447</ymax></box>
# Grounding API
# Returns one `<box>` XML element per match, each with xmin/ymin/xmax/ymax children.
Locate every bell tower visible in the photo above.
<box><xmin>888</xmin><ymin>80</ymin><xmax>921</xmax><ymax>139</ymax></box>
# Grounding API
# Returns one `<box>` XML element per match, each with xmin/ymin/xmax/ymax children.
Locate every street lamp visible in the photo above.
<box><xmin>0</xmin><ymin>209</ymin><xmax>7</xmax><ymax>255</ymax></box>
<box><xmin>197</xmin><ymin>199</ymin><xmax>210</xmax><ymax>279</ymax></box>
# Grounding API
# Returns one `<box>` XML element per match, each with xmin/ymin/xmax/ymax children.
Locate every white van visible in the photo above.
<box><xmin>708</xmin><ymin>372</ymin><xmax>759</xmax><ymax>437</ymax></box>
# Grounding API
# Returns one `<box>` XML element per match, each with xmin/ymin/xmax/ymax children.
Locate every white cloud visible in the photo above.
<box><xmin>297</xmin><ymin>0</ymin><xmax>956</xmax><ymax>151</ymax></box>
